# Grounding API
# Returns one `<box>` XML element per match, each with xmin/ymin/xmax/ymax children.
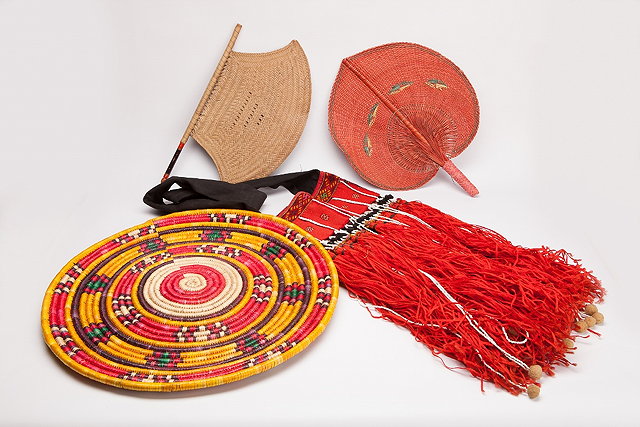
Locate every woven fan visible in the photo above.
<box><xmin>162</xmin><ymin>24</ymin><xmax>311</xmax><ymax>184</ymax></box>
<box><xmin>329</xmin><ymin>43</ymin><xmax>479</xmax><ymax>195</ymax></box>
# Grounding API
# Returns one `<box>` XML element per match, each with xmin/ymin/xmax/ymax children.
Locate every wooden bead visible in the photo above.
<box><xmin>563</xmin><ymin>338</ymin><xmax>575</xmax><ymax>348</ymax></box>
<box><xmin>584</xmin><ymin>315</ymin><xmax>596</xmax><ymax>328</ymax></box>
<box><xmin>583</xmin><ymin>303</ymin><xmax>598</xmax><ymax>315</ymax></box>
<box><xmin>575</xmin><ymin>320</ymin><xmax>588</xmax><ymax>333</ymax></box>
<box><xmin>528</xmin><ymin>364</ymin><xmax>543</xmax><ymax>380</ymax></box>
<box><xmin>527</xmin><ymin>384</ymin><xmax>541</xmax><ymax>399</ymax></box>
<box><xmin>593</xmin><ymin>312</ymin><xmax>604</xmax><ymax>324</ymax></box>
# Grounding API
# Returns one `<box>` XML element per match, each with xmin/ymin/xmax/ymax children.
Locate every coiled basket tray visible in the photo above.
<box><xmin>41</xmin><ymin>210</ymin><xmax>338</xmax><ymax>391</ymax></box>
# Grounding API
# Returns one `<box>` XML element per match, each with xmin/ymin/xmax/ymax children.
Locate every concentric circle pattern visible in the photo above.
<box><xmin>41</xmin><ymin>210</ymin><xmax>338</xmax><ymax>391</ymax></box>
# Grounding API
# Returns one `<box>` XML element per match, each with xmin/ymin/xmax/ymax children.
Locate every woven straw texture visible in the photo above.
<box><xmin>177</xmin><ymin>25</ymin><xmax>311</xmax><ymax>184</ymax></box>
<box><xmin>41</xmin><ymin>210</ymin><xmax>338</xmax><ymax>391</ymax></box>
<box><xmin>329</xmin><ymin>43</ymin><xmax>479</xmax><ymax>191</ymax></box>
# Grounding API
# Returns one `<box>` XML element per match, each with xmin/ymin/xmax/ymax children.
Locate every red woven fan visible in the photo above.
<box><xmin>329</xmin><ymin>43</ymin><xmax>479</xmax><ymax>195</ymax></box>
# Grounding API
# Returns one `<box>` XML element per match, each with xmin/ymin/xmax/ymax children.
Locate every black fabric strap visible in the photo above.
<box><xmin>144</xmin><ymin>170</ymin><xmax>320</xmax><ymax>214</ymax></box>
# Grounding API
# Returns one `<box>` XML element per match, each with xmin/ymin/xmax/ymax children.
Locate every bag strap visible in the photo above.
<box><xmin>144</xmin><ymin>170</ymin><xmax>320</xmax><ymax>214</ymax></box>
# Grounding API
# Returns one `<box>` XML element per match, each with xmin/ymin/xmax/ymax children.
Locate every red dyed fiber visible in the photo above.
<box><xmin>332</xmin><ymin>200</ymin><xmax>604</xmax><ymax>395</ymax></box>
<box><xmin>328</xmin><ymin>43</ymin><xmax>480</xmax><ymax>193</ymax></box>
<box><xmin>270</xmin><ymin>171</ymin><xmax>606</xmax><ymax>396</ymax></box>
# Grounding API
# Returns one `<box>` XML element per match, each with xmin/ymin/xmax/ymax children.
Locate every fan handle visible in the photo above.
<box><xmin>442</xmin><ymin>160</ymin><xmax>479</xmax><ymax>197</ymax></box>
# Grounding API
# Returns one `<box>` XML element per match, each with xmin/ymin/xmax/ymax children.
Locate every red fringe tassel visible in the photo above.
<box><xmin>333</xmin><ymin>200</ymin><xmax>604</xmax><ymax>396</ymax></box>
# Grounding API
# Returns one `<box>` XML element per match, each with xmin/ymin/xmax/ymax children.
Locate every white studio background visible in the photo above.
<box><xmin>1</xmin><ymin>1</ymin><xmax>639</xmax><ymax>426</ymax></box>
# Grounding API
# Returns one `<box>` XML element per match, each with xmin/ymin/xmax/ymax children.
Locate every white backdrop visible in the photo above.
<box><xmin>1</xmin><ymin>1</ymin><xmax>639</xmax><ymax>425</ymax></box>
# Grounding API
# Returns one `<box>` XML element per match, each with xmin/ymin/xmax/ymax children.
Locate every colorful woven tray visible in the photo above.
<box><xmin>41</xmin><ymin>210</ymin><xmax>338</xmax><ymax>391</ymax></box>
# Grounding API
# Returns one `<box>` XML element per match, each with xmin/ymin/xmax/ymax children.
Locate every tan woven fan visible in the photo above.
<box><xmin>162</xmin><ymin>24</ymin><xmax>311</xmax><ymax>183</ymax></box>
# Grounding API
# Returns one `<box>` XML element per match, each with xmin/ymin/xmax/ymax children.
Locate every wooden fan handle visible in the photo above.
<box><xmin>161</xmin><ymin>24</ymin><xmax>242</xmax><ymax>182</ymax></box>
<box><xmin>442</xmin><ymin>160</ymin><xmax>479</xmax><ymax>197</ymax></box>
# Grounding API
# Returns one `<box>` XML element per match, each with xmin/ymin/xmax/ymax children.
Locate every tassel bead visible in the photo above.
<box><xmin>575</xmin><ymin>320</ymin><xmax>588</xmax><ymax>333</ymax></box>
<box><xmin>593</xmin><ymin>312</ymin><xmax>604</xmax><ymax>324</ymax></box>
<box><xmin>528</xmin><ymin>365</ymin><xmax>543</xmax><ymax>380</ymax></box>
<box><xmin>527</xmin><ymin>384</ymin><xmax>541</xmax><ymax>399</ymax></box>
<box><xmin>583</xmin><ymin>303</ymin><xmax>598</xmax><ymax>315</ymax></box>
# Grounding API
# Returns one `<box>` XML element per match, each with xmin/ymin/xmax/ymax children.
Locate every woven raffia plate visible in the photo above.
<box><xmin>41</xmin><ymin>210</ymin><xmax>338</xmax><ymax>391</ymax></box>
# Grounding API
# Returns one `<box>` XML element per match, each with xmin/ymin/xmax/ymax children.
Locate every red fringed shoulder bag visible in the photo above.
<box><xmin>145</xmin><ymin>170</ymin><xmax>605</xmax><ymax>398</ymax></box>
